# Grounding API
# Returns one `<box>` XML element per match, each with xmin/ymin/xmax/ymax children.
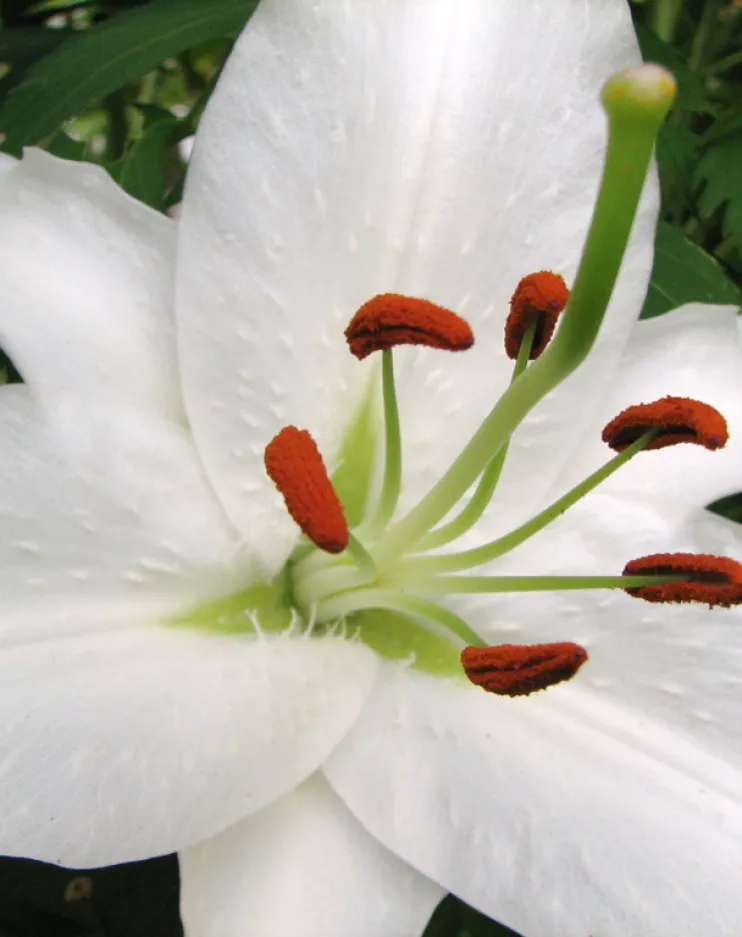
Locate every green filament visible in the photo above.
<box><xmin>417</xmin><ymin>320</ymin><xmax>536</xmax><ymax>551</ymax></box>
<box><xmin>403</xmin><ymin>431</ymin><xmax>656</xmax><ymax>575</ymax></box>
<box><xmin>400</xmin><ymin>574</ymin><xmax>687</xmax><ymax>594</ymax></box>
<box><xmin>315</xmin><ymin>588</ymin><xmax>486</xmax><ymax>647</ymax></box>
<box><xmin>365</xmin><ymin>349</ymin><xmax>402</xmax><ymax>536</ymax></box>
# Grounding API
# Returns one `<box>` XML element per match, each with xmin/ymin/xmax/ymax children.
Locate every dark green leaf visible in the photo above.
<box><xmin>0</xmin><ymin>27</ymin><xmax>67</xmax><ymax>100</ymax></box>
<box><xmin>709</xmin><ymin>492</ymin><xmax>742</xmax><ymax>525</ymax></box>
<box><xmin>0</xmin><ymin>0</ymin><xmax>258</xmax><ymax>153</ymax></box>
<box><xmin>119</xmin><ymin>115</ymin><xmax>180</xmax><ymax>210</ymax></box>
<box><xmin>641</xmin><ymin>221</ymin><xmax>742</xmax><ymax>318</ymax></box>
<box><xmin>656</xmin><ymin>122</ymin><xmax>699</xmax><ymax>214</ymax></box>
<box><xmin>0</xmin><ymin>27</ymin><xmax>67</xmax><ymax>65</ymax></box>
<box><xmin>635</xmin><ymin>22</ymin><xmax>714</xmax><ymax>114</ymax></box>
<box><xmin>0</xmin><ymin>854</ymin><xmax>182</xmax><ymax>937</ymax></box>
<box><xmin>695</xmin><ymin>134</ymin><xmax>742</xmax><ymax>241</ymax></box>
<box><xmin>43</xmin><ymin>129</ymin><xmax>87</xmax><ymax>160</ymax></box>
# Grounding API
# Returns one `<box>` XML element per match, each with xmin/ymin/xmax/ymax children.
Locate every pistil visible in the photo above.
<box><xmin>371</xmin><ymin>64</ymin><xmax>678</xmax><ymax>565</ymax></box>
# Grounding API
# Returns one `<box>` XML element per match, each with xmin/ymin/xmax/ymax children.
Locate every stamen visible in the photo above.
<box><xmin>461</xmin><ymin>642</ymin><xmax>588</xmax><ymax>697</ymax></box>
<box><xmin>505</xmin><ymin>271</ymin><xmax>569</xmax><ymax>360</ymax></box>
<box><xmin>603</xmin><ymin>397</ymin><xmax>728</xmax><ymax>452</ymax></box>
<box><xmin>623</xmin><ymin>553</ymin><xmax>742</xmax><ymax>607</ymax></box>
<box><xmin>345</xmin><ymin>294</ymin><xmax>474</xmax><ymax>360</ymax></box>
<box><xmin>264</xmin><ymin>426</ymin><xmax>349</xmax><ymax>554</ymax></box>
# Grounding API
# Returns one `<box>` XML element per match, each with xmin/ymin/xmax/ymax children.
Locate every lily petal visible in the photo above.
<box><xmin>459</xmin><ymin>495</ymin><xmax>742</xmax><ymax>773</ymax></box>
<box><xmin>0</xmin><ymin>387</ymin><xmax>247</xmax><ymax>632</ymax></box>
<box><xmin>180</xmin><ymin>772</ymin><xmax>444</xmax><ymax>937</ymax></box>
<box><xmin>554</xmin><ymin>303</ymin><xmax>742</xmax><ymax>521</ymax></box>
<box><xmin>175</xmin><ymin>0</ymin><xmax>656</xmax><ymax>564</ymax></box>
<box><xmin>0</xmin><ymin>632</ymin><xmax>378</xmax><ymax>867</ymax></box>
<box><xmin>0</xmin><ymin>150</ymin><xmax>181</xmax><ymax>420</ymax></box>
<box><xmin>325</xmin><ymin>667</ymin><xmax>742</xmax><ymax>937</ymax></box>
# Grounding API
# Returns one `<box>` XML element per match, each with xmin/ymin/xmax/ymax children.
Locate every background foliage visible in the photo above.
<box><xmin>0</xmin><ymin>0</ymin><xmax>740</xmax><ymax>933</ymax></box>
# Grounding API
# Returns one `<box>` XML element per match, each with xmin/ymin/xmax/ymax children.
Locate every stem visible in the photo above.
<box><xmin>403</xmin><ymin>432</ymin><xmax>655</xmax><ymax>574</ymax></box>
<box><xmin>402</xmin><ymin>574</ymin><xmax>687</xmax><ymax>594</ymax></box>
<box><xmin>347</xmin><ymin>533</ymin><xmax>377</xmax><ymax>578</ymax></box>
<box><xmin>417</xmin><ymin>322</ymin><xmax>536</xmax><ymax>551</ymax></box>
<box><xmin>366</xmin><ymin>349</ymin><xmax>402</xmax><ymax>535</ymax></box>
<box><xmin>315</xmin><ymin>589</ymin><xmax>486</xmax><ymax>647</ymax></box>
<box><xmin>373</xmin><ymin>67</ymin><xmax>675</xmax><ymax>565</ymax></box>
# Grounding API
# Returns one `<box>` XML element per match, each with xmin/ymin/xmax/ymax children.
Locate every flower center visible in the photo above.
<box><xmin>173</xmin><ymin>66</ymin><xmax>742</xmax><ymax>697</ymax></box>
<box><xmin>276</xmin><ymin>282</ymin><xmax>737</xmax><ymax>694</ymax></box>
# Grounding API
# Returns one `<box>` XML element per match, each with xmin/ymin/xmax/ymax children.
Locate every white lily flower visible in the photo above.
<box><xmin>1</xmin><ymin>2</ymin><xmax>742</xmax><ymax>936</ymax></box>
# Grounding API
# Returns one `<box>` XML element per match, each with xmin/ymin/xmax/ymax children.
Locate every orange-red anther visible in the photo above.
<box><xmin>623</xmin><ymin>553</ymin><xmax>742</xmax><ymax>608</ymax></box>
<box><xmin>461</xmin><ymin>641</ymin><xmax>588</xmax><ymax>697</ymax></box>
<box><xmin>603</xmin><ymin>396</ymin><xmax>728</xmax><ymax>452</ymax></box>
<box><xmin>345</xmin><ymin>293</ymin><xmax>474</xmax><ymax>360</ymax></box>
<box><xmin>264</xmin><ymin>426</ymin><xmax>349</xmax><ymax>553</ymax></box>
<box><xmin>505</xmin><ymin>271</ymin><xmax>569</xmax><ymax>360</ymax></box>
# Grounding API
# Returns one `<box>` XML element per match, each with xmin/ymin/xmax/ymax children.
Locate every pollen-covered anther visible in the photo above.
<box><xmin>344</xmin><ymin>293</ymin><xmax>474</xmax><ymax>360</ymax></box>
<box><xmin>602</xmin><ymin>396</ymin><xmax>728</xmax><ymax>452</ymax></box>
<box><xmin>264</xmin><ymin>425</ymin><xmax>349</xmax><ymax>553</ymax></box>
<box><xmin>461</xmin><ymin>641</ymin><xmax>588</xmax><ymax>697</ymax></box>
<box><xmin>623</xmin><ymin>553</ymin><xmax>742</xmax><ymax>608</ymax></box>
<box><xmin>505</xmin><ymin>271</ymin><xmax>569</xmax><ymax>360</ymax></box>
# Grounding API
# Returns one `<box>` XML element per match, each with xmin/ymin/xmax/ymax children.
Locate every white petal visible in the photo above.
<box><xmin>176</xmin><ymin>0</ymin><xmax>655</xmax><ymax>561</ymax></box>
<box><xmin>0</xmin><ymin>387</ymin><xmax>246</xmax><ymax>635</ymax></box>
<box><xmin>0</xmin><ymin>150</ymin><xmax>181</xmax><ymax>420</ymax></box>
<box><xmin>1</xmin><ymin>632</ymin><xmax>378</xmax><ymax>867</ymax></box>
<box><xmin>326</xmin><ymin>667</ymin><xmax>742</xmax><ymax>937</ymax></box>
<box><xmin>553</xmin><ymin>303</ymin><xmax>742</xmax><ymax>521</ymax></box>
<box><xmin>180</xmin><ymin>772</ymin><xmax>443</xmax><ymax>937</ymax></box>
<box><xmin>458</xmin><ymin>494</ymin><xmax>742</xmax><ymax>774</ymax></box>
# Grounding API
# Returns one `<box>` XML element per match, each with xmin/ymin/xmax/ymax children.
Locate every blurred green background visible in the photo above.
<box><xmin>0</xmin><ymin>0</ymin><xmax>741</xmax><ymax>933</ymax></box>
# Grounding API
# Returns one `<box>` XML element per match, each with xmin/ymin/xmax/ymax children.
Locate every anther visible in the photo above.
<box><xmin>623</xmin><ymin>553</ymin><xmax>742</xmax><ymax>608</ymax></box>
<box><xmin>603</xmin><ymin>397</ymin><xmax>728</xmax><ymax>452</ymax></box>
<box><xmin>505</xmin><ymin>271</ymin><xmax>569</xmax><ymax>360</ymax></box>
<box><xmin>345</xmin><ymin>293</ymin><xmax>474</xmax><ymax>360</ymax></box>
<box><xmin>461</xmin><ymin>641</ymin><xmax>588</xmax><ymax>697</ymax></box>
<box><xmin>264</xmin><ymin>426</ymin><xmax>349</xmax><ymax>553</ymax></box>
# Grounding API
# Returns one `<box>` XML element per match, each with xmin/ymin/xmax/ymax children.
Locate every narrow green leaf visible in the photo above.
<box><xmin>656</xmin><ymin>122</ymin><xmax>699</xmax><ymax>214</ymax></box>
<box><xmin>119</xmin><ymin>116</ymin><xmax>180</xmax><ymax>211</ymax></box>
<box><xmin>44</xmin><ymin>129</ymin><xmax>87</xmax><ymax>161</ymax></box>
<box><xmin>0</xmin><ymin>26</ymin><xmax>67</xmax><ymax>101</ymax></box>
<box><xmin>0</xmin><ymin>27</ymin><xmax>66</xmax><ymax>64</ymax></box>
<box><xmin>696</xmin><ymin>134</ymin><xmax>742</xmax><ymax>242</ymax></box>
<box><xmin>634</xmin><ymin>22</ymin><xmax>714</xmax><ymax>114</ymax></box>
<box><xmin>641</xmin><ymin>221</ymin><xmax>741</xmax><ymax>318</ymax></box>
<box><xmin>0</xmin><ymin>0</ymin><xmax>257</xmax><ymax>152</ymax></box>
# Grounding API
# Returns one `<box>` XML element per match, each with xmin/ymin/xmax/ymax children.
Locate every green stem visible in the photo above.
<box><xmin>366</xmin><ymin>349</ymin><xmax>402</xmax><ymax>535</ymax></box>
<box><xmin>403</xmin><ymin>431</ymin><xmax>655</xmax><ymax>575</ymax></box>
<box><xmin>347</xmin><ymin>533</ymin><xmax>377</xmax><ymax>578</ymax></box>
<box><xmin>401</xmin><ymin>574</ymin><xmax>686</xmax><ymax>594</ymax></box>
<box><xmin>373</xmin><ymin>68</ymin><xmax>674</xmax><ymax>566</ymax></box>
<box><xmin>315</xmin><ymin>589</ymin><xmax>486</xmax><ymax>647</ymax></box>
<box><xmin>417</xmin><ymin>322</ymin><xmax>536</xmax><ymax>552</ymax></box>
